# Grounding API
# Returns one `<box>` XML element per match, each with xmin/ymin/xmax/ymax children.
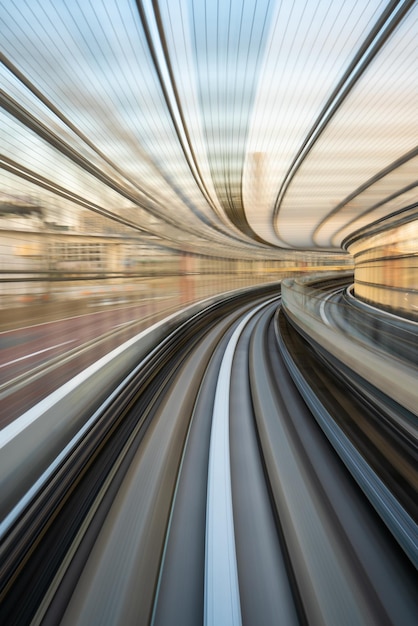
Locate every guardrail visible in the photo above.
<box><xmin>341</xmin><ymin>285</ymin><xmax>418</xmax><ymax>363</ymax></box>
<box><xmin>281</xmin><ymin>273</ymin><xmax>418</xmax><ymax>416</ymax></box>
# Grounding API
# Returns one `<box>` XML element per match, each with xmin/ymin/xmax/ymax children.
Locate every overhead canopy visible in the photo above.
<box><xmin>1</xmin><ymin>0</ymin><xmax>417</xmax><ymax>258</ymax></box>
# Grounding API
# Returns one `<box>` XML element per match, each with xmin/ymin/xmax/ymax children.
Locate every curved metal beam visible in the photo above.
<box><xmin>273</xmin><ymin>0</ymin><xmax>415</xmax><ymax>240</ymax></box>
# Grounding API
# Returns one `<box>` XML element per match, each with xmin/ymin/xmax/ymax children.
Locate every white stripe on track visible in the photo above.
<box><xmin>204</xmin><ymin>299</ymin><xmax>275</xmax><ymax>626</ymax></box>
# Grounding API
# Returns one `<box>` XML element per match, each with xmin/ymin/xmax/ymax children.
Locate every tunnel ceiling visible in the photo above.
<box><xmin>1</xmin><ymin>0</ymin><xmax>417</xmax><ymax>259</ymax></box>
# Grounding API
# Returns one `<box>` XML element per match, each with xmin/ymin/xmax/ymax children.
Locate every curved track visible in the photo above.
<box><xmin>0</xmin><ymin>285</ymin><xmax>416</xmax><ymax>625</ymax></box>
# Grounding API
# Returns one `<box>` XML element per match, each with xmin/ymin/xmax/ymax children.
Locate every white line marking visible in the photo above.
<box><xmin>205</xmin><ymin>299</ymin><xmax>273</xmax><ymax>626</ymax></box>
<box><xmin>113</xmin><ymin>320</ymin><xmax>135</xmax><ymax>328</ymax></box>
<box><xmin>0</xmin><ymin>340</ymin><xmax>76</xmax><ymax>369</ymax></box>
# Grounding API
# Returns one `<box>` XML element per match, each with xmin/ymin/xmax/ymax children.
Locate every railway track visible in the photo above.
<box><xmin>0</xmin><ymin>283</ymin><xmax>416</xmax><ymax>625</ymax></box>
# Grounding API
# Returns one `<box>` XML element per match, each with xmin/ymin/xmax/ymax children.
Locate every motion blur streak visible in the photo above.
<box><xmin>0</xmin><ymin>2</ymin><xmax>417</xmax><ymax>625</ymax></box>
